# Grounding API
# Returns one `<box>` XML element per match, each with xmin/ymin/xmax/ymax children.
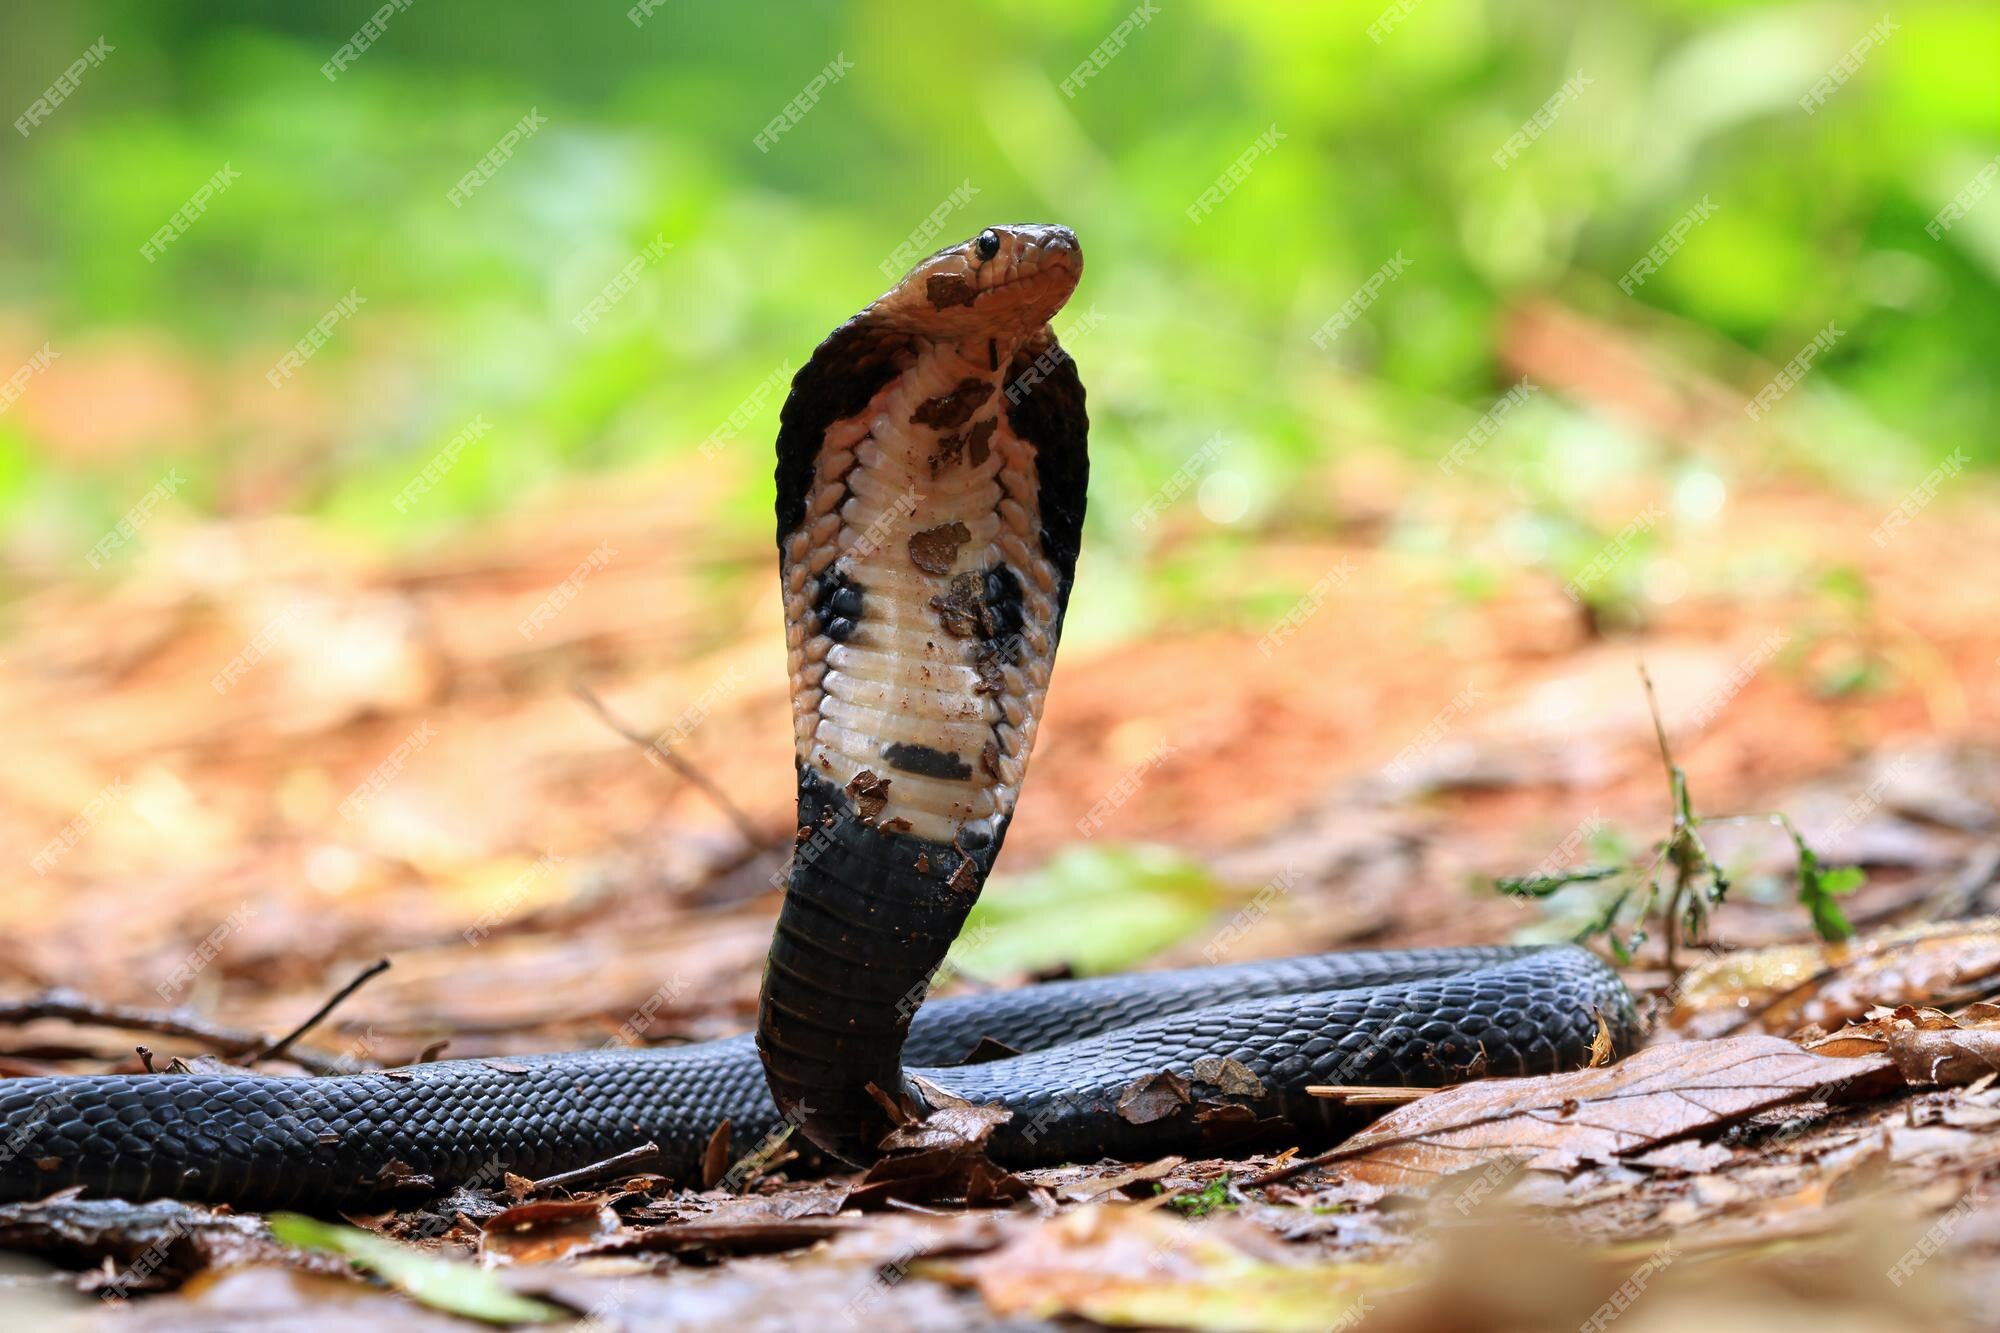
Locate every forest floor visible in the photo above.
<box><xmin>1</xmin><ymin>456</ymin><xmax>1999</xmax><ymax>1330</ymax></box>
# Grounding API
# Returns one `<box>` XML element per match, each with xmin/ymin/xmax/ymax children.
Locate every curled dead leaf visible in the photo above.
<box><xmin>879</xmin><ymin>1102</ymin><xmax>1012</xmax><ymax>1154</ymax></box>
<box><xmin>701</xmin><ymin>1119</ymin><xmax>731</xmax><ymax>1191</ymax></box>
<box><xmin>1671</xmin><ymin>919</ymin><xmax>2000</xmax><ymax>1037</ymax></box>
<box><xmin>478</xmin><ymin>1198</ymin><xmax>621</xmax><ymax>1265</ymax></box>
<box><xmin>848</xmin><ymin>1147</ymin><xmax>1027</xmax><ymax>1211</ymax></box>
<box><xmin>1886</xmin><ymin>1026</ymin><xmax>2000</xmax><ymax>1087</ymax></box>
<box><xmin>1117</xmin><ymin>1070</ymin><xmax>1192</xmax><ymax>1125</ymax></box>
<box><xmin>1191</xmin><ymin>1056</ymin><xmax>1265</xmax><ymax>1099</ymax></box>
<box><xmin>1587</xmin><ymin>1011</ymin><xmax>1614</xmax><ymax>1068</ymax></box>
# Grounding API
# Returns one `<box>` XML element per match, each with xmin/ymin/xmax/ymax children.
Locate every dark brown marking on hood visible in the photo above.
<box><xmin>965</xmin><ymin>417</ymin><xmax>995</xmax><ymax>467</ymax></box>
<box><xmin>911</xmin><ymin>378</ymin><xmax>994</xmax><ymax>430</ymax></box>
<box><xmin>907</xmin><ymin>522</ymin><xmax>971</xmax><ymax>576</ymax></box>
<box><xmin>928</xmin><ymin>572</ymin><xmax>989</xmax><ymax>639</ymax></box>
<box><xmin>972</xmin><ymin>648</ymin><xmax>1005</xmax><ymax>696</ymax></box>
<box><xmin>930</xmin><ymin>416</ymin><xmax>996</xmax><ymax>477</ymax></box>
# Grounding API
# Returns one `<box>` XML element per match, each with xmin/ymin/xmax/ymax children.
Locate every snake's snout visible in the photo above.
<box><xmin>981</xmin><ymin>222</ymin><xmax>1082</xmax><ymax>310</ymax></box>
<box><xmin>1000</xmin><ymin>222</ymin><xmax>1080</xmax><ymax>264</ymax></box>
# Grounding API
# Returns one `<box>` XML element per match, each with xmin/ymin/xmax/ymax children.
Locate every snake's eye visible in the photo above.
<box><xmin>974</xmin><ymin>229</ymin><xmax>1000</xmax><ymax>261</ymax></box>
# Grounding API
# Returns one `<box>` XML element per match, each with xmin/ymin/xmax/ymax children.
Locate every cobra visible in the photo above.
<box><xmin>0</xmin><ymin>225</ymin><xmax>1637</xmax><ymax>1208</ymax></box>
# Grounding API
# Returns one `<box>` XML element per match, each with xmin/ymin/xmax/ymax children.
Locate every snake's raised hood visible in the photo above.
<box><xmin>761</xmin><ymin>223</ymin><xmax>1090</xmax><ymax>1164</ymax></box>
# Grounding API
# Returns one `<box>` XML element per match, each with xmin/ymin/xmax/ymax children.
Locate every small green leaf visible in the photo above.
<box><xmin>1165</xmin><ymin>1178</ymin><xmax>1236</xmax><ymax>1217</ymax></box>
<box><xmin>269</xmin><ymin>1214</ymin><xmax>562</xmax><ymax>1325</ymax></box>
<box><xmin>1790</xmin><ymin>837</ymin><xmax>1861</xmax><ymax>943</ymax></box>
<box><xmin>1494</xmin><ymin>865</ymin><xmax>1620</xmax><ymax>898</ymax></box>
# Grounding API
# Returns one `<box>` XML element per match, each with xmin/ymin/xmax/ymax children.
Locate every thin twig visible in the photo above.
<box><xmin>0</xmin><ymin>989</ymin><xmax>354</xmax><ymax>1075</ymax></box>
<box><xmin>1637</xmin><ymin>663</ymin><xmax>1675</xmax><ymax>789</ymax></box>
<box><xmin>529</xmin><ymin>1141</ymin><xmax>662</xmax><ymax>1194</ymax></box>
<box><xmin>1638</xmin><ymin>663</ymin><xmax>1685</xmax><ymax>970</ymax></box>
<box><xmin>1639</xmin><ymin>662</ymin><xmax>1720</xmax><ymax>973</ymax></box>
<box><xmin>571</xmin><ymin>681</ymin><xmax>764</xmax><ymax>847</ymax></box>
<box><xmin>252</xmin><ymin>958</ymin><xmax>390</xmax><ymax>1065</ymax></box>
<box><xmin>1238</xmin><ymin>1145</ymin><xmax>1358</xmax><ymax>1189</ymax></box>
<box><xmin>1306</xmin><ymin>1085</ymin><xmax>1434</xmax><ymax>1104</ymax></box>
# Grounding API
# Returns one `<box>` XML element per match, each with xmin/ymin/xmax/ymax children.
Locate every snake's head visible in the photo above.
<box><xmin>871</xmin><ymin>223</ymin><xmax>1082</xmax><ymax>343</ymax></box>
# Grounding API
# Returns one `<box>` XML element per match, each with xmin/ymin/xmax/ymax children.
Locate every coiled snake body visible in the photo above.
<box><xmin>0</xmin><ymin>226</ymin><xmax>1636</xmax><ymax>1209</ymax></box>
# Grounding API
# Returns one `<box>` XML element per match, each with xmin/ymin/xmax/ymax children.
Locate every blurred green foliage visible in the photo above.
<box><xmin>0</xmin><ymin>1</ymin><xmax>1993</xmax><ymax>628</ymax></box>
<box><xmin>950</xmin><ymin>842</ymin><xmax>1226</xmax><ymax>977</ymax></box>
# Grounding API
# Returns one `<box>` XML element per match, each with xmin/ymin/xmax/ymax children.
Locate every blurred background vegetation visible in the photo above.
<box><xmin>0</xmin><ymin>0</ymin><xmax>1994</xmax><ymax>644</ymax></box>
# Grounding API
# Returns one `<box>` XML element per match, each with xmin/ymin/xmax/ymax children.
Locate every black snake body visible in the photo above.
<box><xmin>0</xmin><ymin>225</ymin><xmax>1637</xmax><ymax>1209</ymax></box>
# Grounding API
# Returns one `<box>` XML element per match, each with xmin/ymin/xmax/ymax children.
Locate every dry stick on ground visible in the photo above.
<box><xmin>571</xmin><ymin>680</ymin><xmax>764</xmax><ymax>847</ymax></box>
<box><xmin>1306</xmin><ymin>1085</ymin><xmax>1432</xmax><ymax>1105</ymax></box>
<box><xmin>0</xmin><ymin>990</ymin><xmax>353</xmax><ymax>1076</ymax></box>
<box><xmin>529</xmin><ymin>1140</ymin><xmax>662</xmax><ymax>1194</ymax></box>
<box><xmin>1237</xmin><ymin>1140</ymin><xmax>1381</xmax><ymax>1190</ymax></box>
<box><xmin>250</xmin><ymin>957</ymin><xmax>391</xmax><ymax>1066</ymax></box>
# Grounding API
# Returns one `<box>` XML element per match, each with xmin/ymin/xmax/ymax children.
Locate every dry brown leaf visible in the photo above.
<box><xmin>1886</xmin><ymin>1026</ymin><xmax>2000</xmax><ymax>1086</ymax></box>
<box><xmin>700</xmin><ymin>1119</ymin><xmax>731</xmax><ymax>1190</ymax></box>
<box><xmin>1671</xmin><ymin>919</ymin><xmax>2000</xmax><ymax>1037</ymax></box>
<box><xmin>1587</xmin><ymin>1011</ymin><xmax>1614</xmax><ymax>1067</ymax></box>
<box><xmin>0</xmin><ymin>1195</ymin><xmax>339</xmax><ymax>1294</ymax></box>
<box><xmin>1191</xmin><ymin>1101</ymin><xmax>1295</xmax><ymax>1150</ymax></box>
<box><xmin>930</xmin><ymin>1204</ymin><xmax>1409</xmax><ymax>1332</ymax></box>
<box><xmin>1326</xmin><ymin>1035</ymin><xmax>1899</xmax><ymax>1187</ymax></box>
<box><xmin>1806</xmin><ymin>1003</ymin><xmax>2000</xmax><ymax>1073</ymax></box>
<box><xmin>1191</xmin><ymin>1056</ymin><xmax>1265</xmax><ymax>1098</ymax></box>
<box><xmin>601</xmin><ymin>1216</ymin><xmax>864</xmax><ymax>1256</ymax></box>
<box><xmin>1117</xmin><ymin>1069</ymin><xmax>1192</xmax><ymax>1124</ymax></box>
<box><xmin>847</xmin><ymin>1146</ymin><xmax>1027</xmax><ymax>1211</ymax></box>
<box><xmin>627</xmin><ymin>1182</ymin><xmax>851</xmax><ymax>1226</ymax></box>
<box><xmin>478</xmin><ymin>1198</ymin><xmax>621</xmax><ymax>1265</ymax></box>
<box><xmin>879</xmin><ymin>1102</ymin><xmax>1011</xmax><ymax>1153</ymax></box>
<box><xmin>1055</xmin><ymin>1157</ymin><xmax>1186</xmax><ymax>1202</ymax></box>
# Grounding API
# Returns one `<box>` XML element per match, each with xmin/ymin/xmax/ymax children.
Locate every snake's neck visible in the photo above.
<box><xmin>780</xmin><ymin>336</ymin><xmax>1064</xmax><ymax>849</ymax></box>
